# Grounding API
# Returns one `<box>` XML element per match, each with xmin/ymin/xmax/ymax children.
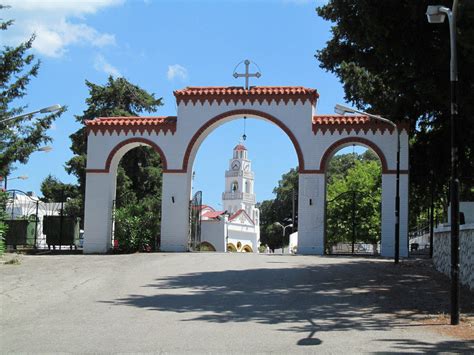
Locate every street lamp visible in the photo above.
<box><xmin>335</xmin><ymin>104</ymin><xmax>401</xmax><ymax>264</ymax></box>
<box><xmin>0</xmin><ymin>104</ymin><xmax>62</xmax><ymax>124</ymax></box>
<box><xmin>274</xmin><ymin>222</ymin><xmax>293</xmax><ymax>254</ymax></box>
<box><xmin>426</xmin><ymin>0</ymin><xmax>460</xmax><ymax>326</ymax></box>
<box><xmin>3</xmin><ymin>175</ymin><xmax>28</xmax><ymax>190</ymax></box>
<box><xmin>2</xmin><ymin>146</ymin><xmax>52</xmax><ymax>190</ymax></box>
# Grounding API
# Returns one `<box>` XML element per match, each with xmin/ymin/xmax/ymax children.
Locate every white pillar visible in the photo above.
<box><xmin>399</xmin><ymin>173</ymin><xmax>409</xmax><ymax>257</ymax></box>
<box><xmin>381</xmin><ymin>173</ymin><xmax>409</xmax><ymax>258</ymax></box>
<box><xmin>83</xmin><ymin>172</ymin><xmax>116</xmax><ymax>253</ymax></box>
<box><xmin>160</xmin><ymin>172</ymin><xmax>191</xmax><ymax>252</ymax></box>
<box><xmin>297</xmin><ymin>173</ymin><xmax>325</xmax><ymax>255</ymax></box>
<box><xmin>381</xmin><ymin>174</ymin><xmax>395</xmax><ymax>257</ymax></box>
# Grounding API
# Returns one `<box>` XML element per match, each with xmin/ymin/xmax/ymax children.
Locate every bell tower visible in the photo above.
<box><xmin>222</xmin><ymin>143</ymin><xmax>256</xmax><ymax>216</ymax></box>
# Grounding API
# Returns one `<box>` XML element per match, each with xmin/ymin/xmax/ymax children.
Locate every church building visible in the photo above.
<box><xmin>199</xmin><ymin>143</ymin><xmax>260</xmax><ymax>252</ymax></box>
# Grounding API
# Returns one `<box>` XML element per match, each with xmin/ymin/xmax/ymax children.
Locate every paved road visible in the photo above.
<box><xmin>1</xmin><ymin>253</ymin><xmax>473</xmax><ymax>353</ymax></box>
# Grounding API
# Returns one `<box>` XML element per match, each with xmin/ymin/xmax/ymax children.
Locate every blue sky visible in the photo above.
<box><xmin>3</xmin><ymin>0</ymin><xmax>361</xmax><ymax>207</ymax></box>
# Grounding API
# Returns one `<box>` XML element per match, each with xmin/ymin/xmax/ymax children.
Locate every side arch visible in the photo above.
<box><xmin>181</xmin><ymin>109</ymin><xmax>306</xmax><ymax>172</ymax></box>
<box><xmin>89</xmin><ymin>137</ymin><xmax>168</xmax><ymax>173</ymax></box>
<box><xmin>242</xmin><ymin>245</ymin><xmax>253</xmax><ymax>253</ymax></box>
<box><xmin>199</xmin><ymin>241</ymin><xmax>216</xmax><ymax>252</ymax></box>
<box><xmin>319</xmin><ymin>137</ymin><xmax>388</xmax><ymax>173</ymax></box>
<box><xmin>227</xmin><ymin>243</ymin><xmax>237</xmax><ymax>252</ymax></box>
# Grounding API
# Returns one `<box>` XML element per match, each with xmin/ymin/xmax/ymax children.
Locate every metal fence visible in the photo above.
<box><xmin>3</xmin><ymin>190</ymin><xmax>81</xmax><ymax>251</ymax></box>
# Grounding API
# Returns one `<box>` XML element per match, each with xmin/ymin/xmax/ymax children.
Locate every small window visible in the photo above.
<box><xmin>231</xmin><ymin>181</ymin><xmax>238</xmax><ymax>192</ymax></box>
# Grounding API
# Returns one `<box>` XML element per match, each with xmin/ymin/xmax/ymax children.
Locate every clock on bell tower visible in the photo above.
<box><xmin>222</xmin><ymin>142</ymin><xmax>256</xmax><ymax>216</ymax></box>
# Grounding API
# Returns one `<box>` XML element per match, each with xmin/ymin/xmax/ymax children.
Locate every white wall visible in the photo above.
<box><xmin>201</xmin><ymin>219</ymin><xmax>226</xmax><ymax>252</ymax></box>
<box><xmin>448</xmin><ymin>202</ymin><xmax>474</xmax><ymax>225</ymax></box>
<box><xmin>84</xmin><ymin>91</ymin><xmax>409</xmax><ymax>255</ymax></box>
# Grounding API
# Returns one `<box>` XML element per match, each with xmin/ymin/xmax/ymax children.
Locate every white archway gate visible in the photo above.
<box><xmin>83</xmin><ymin>86</ymin><xmax>409</xmax><ymax>257</ymax></box>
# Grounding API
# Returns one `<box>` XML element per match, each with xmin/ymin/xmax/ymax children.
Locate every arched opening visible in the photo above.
<box><xmin>227</xmin><ymin>243</ymin><xmax>237</xmax><ymax>252</ymax></box>
<box><xmin>242</xmin><ymin>245</ymin><xmax>253</xmax><ymax>252</ymax></box>
<box><xmin>107</xmin><ymin>139</ymin><xmax>165</xmax><ymax>252</ymax></box>
<box><xmin>198</xmin><ymin>241</ymin><xmax>216</xmax><ymax>252</ymax></box>
<box><xmin>189</xmin><ymin>110</ymin><xmax>300</xmax><ymax>253</ymax></box>
<box><xmin>323</xmin><ymin>140</ymin><xmax>383</xmax><ymax>255</ymax></box>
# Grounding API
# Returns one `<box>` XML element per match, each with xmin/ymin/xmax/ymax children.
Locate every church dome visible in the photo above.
<box><xmin>234</xmin><ymin>143</ymin><xmax>247</xmax><ymax>151</ymax></box>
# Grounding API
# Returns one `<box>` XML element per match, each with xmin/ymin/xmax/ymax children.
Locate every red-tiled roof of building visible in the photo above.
<box><xmin>202</xmin><ymin>211</ymin><xmax>226</xmax><ymax>219</ymax></box>
<box><xmin>229</xmin><ymin>209</ymin><xmax>255</xmax><ymax>225</ymax></box>
<box><xmin>174</xmin><ymin>86</ymin><xmax>318</xmax><ymax>106</ymax></box>
<box><xmin>313</xmin><ymin>114</ymin><xmax>370</xmax><ymax>125</ymax></box>
<box><xmin>85</xmin><ymin>116</ymin><xmax>177</xmax><ymax>135</ymax></box>
<box><xmin>312</xmin><ymin>114</ymin><xmax>407</xmax><ymax>134</ymax></box>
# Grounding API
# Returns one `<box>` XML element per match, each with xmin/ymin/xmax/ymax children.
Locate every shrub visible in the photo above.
<box><xmin>114</xmin><ymin>201</ymin><xmax>160</xmax><ymax>252</ymax></box>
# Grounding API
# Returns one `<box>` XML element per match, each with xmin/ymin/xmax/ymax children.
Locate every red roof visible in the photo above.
<box><xmin>229</xmin><ymin>209</ymin><xmax>255</xmax><ymax>225</ymax></box>
<box><xmin>312</xmin><ymin>115</ymin><xmax>407</xmax><ymax>134</ymax></box>
<box><xmin>234</xmin><ymin>144</ymin><xmax>247</xmax><ymax>151</ymax></box>
<box><xmin>202</xmin><ymin>211</ymin><xmax>226</xmax><ymax>219</ymax></box>
<box><xmin>174</xmin><ymin>86</ymin><xmax>318</xmax><ymax>106</ymax></box>
<box><xmin>313</xmin><ymin>114</ymin><xmax>370</xmax><ymax>125</ymax></box>
<box><xmin>85</xmin><ymin>116</ymin><xmax>177</xmax><ymax>135</ymax></box>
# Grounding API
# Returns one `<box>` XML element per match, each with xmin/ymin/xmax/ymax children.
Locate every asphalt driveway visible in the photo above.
<box><xmin>1</xmin><ymin>253</ymin><xmax>473</xmax><ymax>353</ymax></box>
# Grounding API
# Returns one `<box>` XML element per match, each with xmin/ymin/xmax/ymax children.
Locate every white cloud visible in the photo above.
<box><xmin>2</xmin><ymin>0</ymin><xmax>122</xmax><ymax>58</ymax></box>
<box><xmin>94</xmin><ymin>54</ymin><xmax>121</xmax><ymax>77</ymax></box>
<box><xmin>167</xmin><ymin>64</ymin><xmax>188</xmax><ymax>81</ymax></box>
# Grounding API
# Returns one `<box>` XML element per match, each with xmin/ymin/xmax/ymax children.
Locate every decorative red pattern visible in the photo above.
<box><xmin>174</xmin><ymin>86</ymin><xmax>318</xmax><ymax>106</ymax></box>
<box><xmin>234</xmin><ymin>144</ymin><xmax>247</xmax><ymax>151</ymax></box>
<box><xmin>86</xmin><ymin>116</ymin><xmax>177</xmax><ymax>136</ymax></box>
<box><xmin>85</xmin><ymin>137</ymin><xmax>169</xmax><ymax>173</ymax></box>
<box><xmin>229</xmin><ymin>209</ymin><xmax>255</xmax><ymax>225</ymax></box>
<box><xmin>180</xmin><ymin>109</ymin><xmax>306</xmax><ymax>173</ymax></box>
<box><xmin>312</xmin><ymin>115</ymin><xmax>409</xmax><ymax>135</ymax></box>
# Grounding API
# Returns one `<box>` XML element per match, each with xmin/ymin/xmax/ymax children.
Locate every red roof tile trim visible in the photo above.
<box><xmin>174</xmin><ymin>86</ymin><xmax>318</xmax><ymax>106</ymax></box>
<box><xmin>229</xmin><ymin>209</ymin><xmax>255</xmax><ymax>225</ymax></box>
<box><xmin>85</xmin><ymin>116</ymin><xmax>177</xmax><ymax>136</ymax></box>
<box><xmin>234</xmin><ymin>144</ymin><xmax>247</xmax><ymax>151</ymax></box>
<box><xmin>312</xmin><ymin>115</ymin><xmax>409</xmax><ymax>135</ymax></box>
<box><xmin>202</xmin><ymin>211</ymin><xmax>225</xmax><ymax>219</ymax></box>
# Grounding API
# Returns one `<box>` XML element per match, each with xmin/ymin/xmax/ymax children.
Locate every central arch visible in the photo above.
<box><xmin>182</xmin><ymin>109</ymin><xmax>306</xmax><ymax>173</ymax></box>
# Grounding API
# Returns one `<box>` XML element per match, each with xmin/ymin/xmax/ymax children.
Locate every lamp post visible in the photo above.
<box><xmin>223</xmin><ymin>210</ymin><xmax>230</xmax><ymax>252</ymax></box>
<box><xmin>2</xmin><ymin>146</ymin><xmax>52</xmax><ymax>190</ymax></box>
<box><xmin>274</xmin><ymin>222</ymin><xmax>293</xmax><ymax>254</ymax></box>
<box><xmin>426</xmin><ymin>1</ymin><xmax>460</xmax><ymax>326</ymax></box>
<box><xmin>3</xmin><ymin>175</ymin><xmax>28</xmax><ymax>190</ymax></box>
<box><xmin>335</xmin><ymin>104</ymin><xmax>401</xmax><ymax>263</ymax></box>
<box><xmin>0</xmin><ymin>104</ymin><xmax>62</xmax><ymax>124</ymax></box>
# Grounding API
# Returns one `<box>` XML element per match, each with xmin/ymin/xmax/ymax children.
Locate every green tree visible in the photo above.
<box><xmin>316</xmin><ymin>0</ymin><xmax>474</xmax><ymax>228</ymax></box>
<box><xmin>326</xmin><ymin>158</ymin><xmax>382</xmax><ymax>250</ymax></box>
<box><xmin>258</xmin><ymin>168</ymin><xmax>298</xmax><ymax>249</ymax></box>
<box><xmin>47</xmin><ymin>76</ymin><xmax>164</xmax><ymax>251</ymax></box>
<box><xmin>0</xmin><ymin>5</ymin><xmax>65</xmax><ymax>178</ymax></box>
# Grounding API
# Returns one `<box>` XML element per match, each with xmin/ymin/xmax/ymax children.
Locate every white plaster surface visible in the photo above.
<box><xmin>83</xmin><ymin>91</ymin><xmax>409</xmax><ymax>255</ymax></box>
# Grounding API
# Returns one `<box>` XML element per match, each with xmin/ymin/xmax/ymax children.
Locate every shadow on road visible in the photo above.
<box><xmin>102</xmin><ymin>258</ymin><xmax>474</xmax><ymax>351</ymax></box>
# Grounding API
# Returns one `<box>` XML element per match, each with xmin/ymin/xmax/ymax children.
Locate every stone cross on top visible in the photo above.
<box><xmin>233</xmin><ymin>59</ymin><xmax>261</xmax><ymax>90</ymax></box>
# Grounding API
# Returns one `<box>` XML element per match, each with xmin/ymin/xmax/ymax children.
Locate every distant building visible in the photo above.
<box><xmin>200</xmin><ymin>143</ymin><xmax>260</xmax><ymax>252</ymax></box>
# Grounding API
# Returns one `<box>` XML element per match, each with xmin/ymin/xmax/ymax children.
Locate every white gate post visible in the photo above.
<box><xmin>399</xmin><ymin>173</ymin><xmax>409</xmax><ymax>257</ymax></box>
<box><xmin>297</xmin><ymin>173</ymin><xmax>325</xmax><ymax>255</ymax></box>
<box><xmin>160</xmin><ymin>172</ymin><xmax>191</xmax><ymax>252</ymax></box>
<box><xmin>83</xmin><ymin>172</ymin><xmax>117</xmax><ymax>253</ymax></box>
